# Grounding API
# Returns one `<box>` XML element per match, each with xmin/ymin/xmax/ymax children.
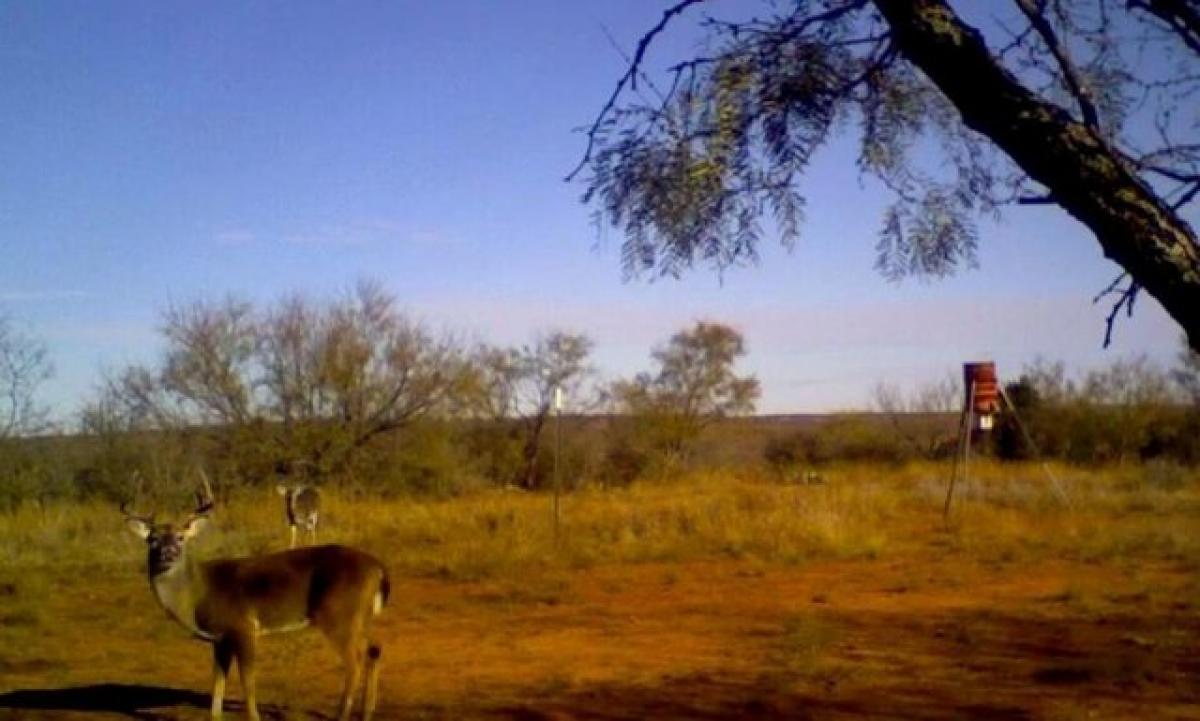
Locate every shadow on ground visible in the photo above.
<box><xmin>480</xmin><ymin>676</ymin><xmax>1036</xmax><ymax>721</ymax></box>
<box><xmin>0</xmin><ymin>684</ymin><xmax>213</xmax><ymax>720</ymax></box>
<box><xmin>381</xmin><ymin>606</ymin><xmax>1197</xmax><ymax>721</ymax></box>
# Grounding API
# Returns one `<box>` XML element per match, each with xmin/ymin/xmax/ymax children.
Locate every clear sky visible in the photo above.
<box><xmin>0</xmin><ymin>1</ymin><xmax>1188</xmax><ymax>420</ymax></box>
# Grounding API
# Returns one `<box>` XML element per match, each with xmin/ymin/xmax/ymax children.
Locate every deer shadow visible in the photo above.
<box><xmin>0</xmin><ymin>683</ymin><xmax>292</xmax><ymax>720</ymax></box>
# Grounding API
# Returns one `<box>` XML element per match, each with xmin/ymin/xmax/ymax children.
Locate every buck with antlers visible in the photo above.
<box><xmin>122</xmin><ymin>475</ymin><xmax>390</xmax><ymax>721</ymax></box>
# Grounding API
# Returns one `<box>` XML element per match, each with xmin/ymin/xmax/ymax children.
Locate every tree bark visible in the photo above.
<box><xmin>873</xmin><ymin>0</ymin><xmax>1200</xmax><ymax>351</ymax></box>
<box><xmin>520</xmin><ymin>411</ymin><xmax>549</xmax><ymax>490</ymax></box>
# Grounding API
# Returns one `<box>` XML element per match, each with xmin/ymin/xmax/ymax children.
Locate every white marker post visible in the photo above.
<box><xmin>553</xmin><ymin>386</ymin><xmax>563</xmax><ymax>543</ymax></box>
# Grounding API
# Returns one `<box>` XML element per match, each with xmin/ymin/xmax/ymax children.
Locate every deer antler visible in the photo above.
<box><xmin>120</xmin><ymin>471</ymin><xmax>154</xmax><ymax>523</ymax></box>
<box><xmin>194</xmin><ymin>469</ymin><xmax>215</xmax><ymax>516</ymax></box>
<box><xmin>119</xmin><ymin>500</ymin><xmax>153</xmax><ymax>522</ymax></box>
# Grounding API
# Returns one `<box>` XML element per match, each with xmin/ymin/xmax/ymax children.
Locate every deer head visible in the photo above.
<box><xmin>122</xmin><ymin>471</ymin><xmax>214</xmax><ymax>579</ymax></box>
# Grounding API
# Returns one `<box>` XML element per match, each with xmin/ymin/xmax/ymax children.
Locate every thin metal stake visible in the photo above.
<box><xmin>962</xmin><ymin>382</ymin><xmax>975</xmax><ymax>503</ymax></box>
<box><xmin>944</xmin><ymin>381</ymin><xmax>976</xmax><ymax>520</ymax></box>
<box><xmin>997</xmin><ymin>384</ymin><xmax>1072</xmax><ymax>508</ymax></box>
<box><xmin>553</xmin><ymin>386</ymin><xmax>563</xmax><ymax>544</ymax></box>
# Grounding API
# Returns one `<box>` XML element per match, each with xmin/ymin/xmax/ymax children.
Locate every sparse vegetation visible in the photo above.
<box><xmin>995</xmin><ymin>351</ymin><xmax>1200</xmax><ymax>465</ymax></box>
<box><xmin>0</xmin><ymin>459</ymin><xmax>1197</xmax><ymax>719</ymax></box>
<box><xmin>1</xmin><ymin>460</ymin><xmax>1195</xmax><ymax>577</ymax></box>
<box><xmin>1</xmin><ymin>296</ymin><xmax>1199</xmax><ymax>720</ymax></box>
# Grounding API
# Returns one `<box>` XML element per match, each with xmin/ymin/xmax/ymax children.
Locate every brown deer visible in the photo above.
<box><xmin>122</xmin><ymin>479</ymin><xmax>389</xmax><ymax>721</ymax></box>
<box><xmin>275</xmin><ymin>483</ymin><xmax>321</xmax><ymax>548</ymax></box>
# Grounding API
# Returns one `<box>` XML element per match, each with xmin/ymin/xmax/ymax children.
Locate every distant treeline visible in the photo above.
<box><xmin>765</xmin><ymin>355</ymin><xmax>1200</xmax><ymax>473</ymax></box>
<box><xmin>0</xmin><ymin>400</ymin><xmax>1196</xmax><ymax>512</ymax></box>
<box><xmin>0</xmin><ymin>285</ymin><xmax>1197</xmax><ymax>510</ymax></box>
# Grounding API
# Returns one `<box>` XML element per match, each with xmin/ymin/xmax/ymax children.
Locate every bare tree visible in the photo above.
<box><xmin>82</xmin><ymin>282</ymin><xmax>470</xmax><ymax>483</ymax></box>
<box><xmin>574</xmin><ymin>0</ymin><xmax>1200</xmax><ymax>350</ymax></box>
<box><xmin>1079</xmin><ymin>354</ymin><xmax>1178</xmax><ymax>461</ymax></box>
<box><xmin>0</xmin><ymin>315</ymin><xmax>52</xmax><ymax>438</ymax></box>
<box><xmin>872</xmin><ymin>375</ymin><xmax>958</xmax><ymax>458</ymax></box>
<box><xmin>1171</xmin><ymin>335</ymin><xmax>1200</xmax><ymax>405</ymax></box>
<box><xmin>161</xmin><ymin>297</ymin><xmax>257</xmax><ymax>426</ymax></box>
<box><xmin>1081</xmin><ymin>354</ymin><xmax>1175</xmax><ymax>407</ymax></box>
<box><xmin>1018</xmin><ymin>357</ymin><xmax>1077</xmax><ymax>405</ymax></box>
<box><xmin>998</xmin><ymin>354</ymin><xmax>1182</xmax><ymax>461</ymax></box>
<box><xmin>282</xmin><ymin>281</ymin><xmax>470</xmax><ymax>475</ymax></box>
<box><xmin>474</xmin><ymin>331</ymin><xmax>594</xmax><ymax>489</ymax></box>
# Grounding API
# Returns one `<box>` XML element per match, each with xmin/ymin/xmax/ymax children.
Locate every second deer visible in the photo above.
<box><xmin>277</xmin><ymin>484</ymin><xmax>321</xmax><ymax>548</ymax></box>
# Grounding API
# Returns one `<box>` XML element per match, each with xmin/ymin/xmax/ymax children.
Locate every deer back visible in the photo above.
<box><xmin>292</xmin><ymin>486</ymin><xmax>320</xmax><ymax>516</ymax></box>
<box><xmin>193</xmin><ymin>544</ymin><xmax>387</xmax><ymax>636</ymax></box>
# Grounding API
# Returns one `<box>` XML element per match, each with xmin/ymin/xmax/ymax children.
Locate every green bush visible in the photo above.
<box><xmin>807</xmin><ymin>417</ymin><xmax>909</xmax><ymax>465</ymax></box>
<box><xmin>461</xmin><ymin>421</ymin><xmax>525</xmax><ymax>486</ymax></box>
<box><xmin>353</xmin><ymin>421</ymin><xmax>475</xmax><ymax>497</ymax></box>
<box><xmin>1139</xmin><ymin>459</ymin><xmax>1194</xmax><ymax>492</ymax></box>
<box><xmin>761</xmin><ymin>416</ymin><xmax>912</xmax><ymax>471</ymax></box>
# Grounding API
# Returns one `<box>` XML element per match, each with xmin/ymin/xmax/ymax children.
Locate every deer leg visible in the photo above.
<box><xmin>327</xmin><ymin>604</ymin><xmax>371</xmax><ymax>721</ymax></box>
<box><xmin>316</xmin><ymin>581</ymin><xmax>378</xmax><ymax>721</ymax></box>
<box><xmin>361</xmin><ymin>641</ymin><xmax>382</xmax><ymax>721</ymax></box>
<box><xmin>211</xmin><ymin>636</ymin><xmax>235</xmax><ymax>720</ymax></box>
<box><xmin>233</xmin><ymin>631</ymin><xmax>260</xmax><ymax>721</ymax></box>
<box><xmin>335</xmin><ymin>636</ymin><xmax>365</xmax><ymax>721</ymax></box>
<box><xmin>289</xmin><ymin>524</ymin><xmax>297</xmax><ymax>549</ymax></box>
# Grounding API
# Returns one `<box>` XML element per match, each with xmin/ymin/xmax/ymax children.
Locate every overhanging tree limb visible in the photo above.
<box><xmin>1013</xmin><ymin>0</ymin><xmax>1100</xmax><ymax>129</ymax></box>
<box><xmin>566</xmin><ymin>0</ymin><xmax>709</xmax><ymax>182</ymax></box>
<box><xmin>576</xmin><ymin>0</ymin><xmax>1200</xmax><ymax>350</ymax></box>
<box><xmin>873</xmin><ymin>0</ymin><xmax>1200</xmax><ymax>351</ymax></box>
<box><xmin>1128</xmin><ymin>0</ymin><xmax>1200</xmax><ymax>57</ymax></box>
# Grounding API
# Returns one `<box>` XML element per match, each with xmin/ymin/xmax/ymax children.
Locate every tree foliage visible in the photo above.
<box><xmin>575</xmin><ymin>0</ymin><xmax>1200</xmax><ymax>349</ymax></box>
<box><xmin>995</xmin><ymin>353</ymin><xmax>1196</xmax><ymax>463</ymax></box>
<box><xmin>610</xmin><ymin>321</ymin><xmax>760</xmax><ymax>459</ymax></box>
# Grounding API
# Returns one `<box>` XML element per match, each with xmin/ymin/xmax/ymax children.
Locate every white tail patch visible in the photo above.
<box><xmin>261</xmin><ymin>619</ymin><xmax>310</xmax><ymax>635</ymax></box>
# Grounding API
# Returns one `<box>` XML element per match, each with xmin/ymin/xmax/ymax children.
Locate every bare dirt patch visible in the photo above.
<box><xmin>2</xmin><ymin>553</ymin><xmax>1196</xmax><ymax>720</ymax></box>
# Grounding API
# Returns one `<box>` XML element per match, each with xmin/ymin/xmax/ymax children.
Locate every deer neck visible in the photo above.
<box><xmin>149</xmin><ymin>555</ymin><xmax>215</xmax><ymax>641</ymax></box>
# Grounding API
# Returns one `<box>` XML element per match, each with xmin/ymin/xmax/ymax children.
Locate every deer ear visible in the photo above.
<box><xmin>180</xmin><ymin>515</ymin><xmax>209</xmax><ymax>539</ymax></box>
<box><xmin>126</xmin><ymin>517</ymin><xmax>152</xmax><ymax>540</ymax></box>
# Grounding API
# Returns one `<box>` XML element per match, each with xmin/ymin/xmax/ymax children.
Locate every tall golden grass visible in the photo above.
<box><xmin>1</xmin><ymin>460</ymin><xmax>1196</xmax><ymax>579</ymax></box>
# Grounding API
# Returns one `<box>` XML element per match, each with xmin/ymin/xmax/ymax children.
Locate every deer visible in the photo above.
<box><xmin>275</xmin><ymin>483</ymin><xmax>321</xmax><ymax>548</ymax></box>
<box><xmin>122</xmin><ymin>477</ymin><xmax>389</xmax><ymax>721</ymax></box>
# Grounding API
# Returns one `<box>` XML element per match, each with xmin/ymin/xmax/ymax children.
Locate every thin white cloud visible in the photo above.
<box><xmin>214</xmin><ymin>229</ymin><xmax>257</xmax><ymax>246</ymax></box>
<box><xmin>283</xmin><ymin>226</ymin><xmax>369</xmax><ymax>247</ymax></box>
<box><xmin>360</xmin><ymin>218</ymin><xmax>404</xmax><ymax>234</ymax></box>
<box><xmin>46</xmin><ymin>321</ymin><xmax>158</xmax><ymax>345</ymax></box>
<box><xmin>214</xmin><ymin>220</ymin><xmax>461</xmax><ymax>248</ymax></box>
<box><xmin>0</xmin><ymin>290</ymin><xmax>89</xmax><ymax>303</ymax></box>
<box><xmin>404</xmin><ymin>228</ymin><xmax>460</xmax><ymax>246</ymax></box>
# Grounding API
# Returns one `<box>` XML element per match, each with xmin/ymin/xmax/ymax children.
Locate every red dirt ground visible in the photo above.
<box><xmin>1</xmin><ymin>553</ymin><xmax>1197</xmax><ymax>720</ymax></box>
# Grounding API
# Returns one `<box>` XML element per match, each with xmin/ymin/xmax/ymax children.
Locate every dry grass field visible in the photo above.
<box><xmin>0</xmin><ymin>461</ymin><xmax>1198</xmax><ymax>720</ymax></box>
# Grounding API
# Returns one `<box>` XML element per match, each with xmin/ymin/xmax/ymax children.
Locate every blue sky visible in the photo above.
<box><xmin>0</xmin><ymin>1</ymin><xmax>1187</xmax><ymax>419</ymax></box>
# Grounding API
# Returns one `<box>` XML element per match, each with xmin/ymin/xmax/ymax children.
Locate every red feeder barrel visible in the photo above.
<box><xmin>963</xmin><ymin>362</ymin><xmax>1001</xmax><ymax>415</ymax></box>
